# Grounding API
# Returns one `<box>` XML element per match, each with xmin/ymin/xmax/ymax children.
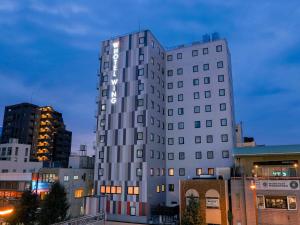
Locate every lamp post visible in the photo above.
<box><xmin>250</xmin><ymin>179</ymin><xmax>258</xmax><ymax>225</ymax></box>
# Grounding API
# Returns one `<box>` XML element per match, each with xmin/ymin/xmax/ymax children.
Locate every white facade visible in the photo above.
<box><xmin>95</xmin><ymin>30</ymin><xmax>235</xmax><ymax>222</ymax></box>
<box><xmin>0</xmin><ymin>138</ymin><xmax>43</xmax><ymax>173</ymax></box>
<box><xmin>165</xmin><ymin>39</ymin><xmax>235</xmax><ymax>205</ymax></box>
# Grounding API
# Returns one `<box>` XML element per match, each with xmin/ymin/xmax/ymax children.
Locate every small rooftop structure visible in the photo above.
<box><xmin>233</xmin><ymin>144</ymin><xmax>300</xmax><ymax>156</ymax></box>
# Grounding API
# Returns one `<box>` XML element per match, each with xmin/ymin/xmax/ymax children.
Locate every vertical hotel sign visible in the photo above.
<box><xmin>111</xmin><ymin>40</ymin><xmax>119</xmax><ymax>104</ymax></box>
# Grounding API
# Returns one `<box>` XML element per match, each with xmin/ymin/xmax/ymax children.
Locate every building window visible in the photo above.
<box><xmin>168</xmin><ymin>153</ymin><xmax>174</xmax><ymax>160</ymax></box>
<box><xmin>137</xmin><ymin>115</ymin><xmax>144</xmax><ymax>123</ymax></box>
<box><xmin>221</xmin><ymin>134</ymin><xmax>229</xmax><ymax>142</ymax></box>
<box><xmin>205</xmin><ymin>91</ymin><xmax>211</xmax><ymax>98</ymax></box>
<box><xmin>177</xmin><ymin>81</ymin><xmax>183</xmax><ymax>88</ymax></box>
<box><xmin>219</xmin><ymin>89</ymin><xmax>225</xmax><ymax>96</ymax></box>
<box><xmin>137</xmin><ymin>99</ymin><xmax>144</xmax><ymax>107</ymax></box>
<box><xmin>100</xmin><ymin>135</ymin><xmax>105</xmax><ymax>143</ymax></box>
<box><xmin>196</xmin><ymin>168</ymin><xmax>202</xmax><ymax>176</ymax></box>
<box><xmin>137</xmin><ymin>149</ymin><xmax>143</xmax><ymax>158</ymax></box>
<box><xmin>139</xmin><ymin>37</ymin><xmax>145</xmax><ymax>44</ymax></box>
<box><xmin>220</xmin><ymin>103</ymin><xmax>226</xmax><ymax>111</ymax></box>
<box><xmin>156</xmin><ymin>185</ymin><xmax>160</xmax><ymax>193</ymax></box>
<box><xmin>177</xmin><ymin>68</ymin><xmax>183</xmax><ymax>75</ymax></box>
<box><xmin>162</xmin><ymin>184</ymin><xmax>165</xmax><ymax>192</ymax></box>
<box><xmin>137</xmin><ymin>132</ymin><xmax>143</xmax><ymax>140</ymax></box>
<box><xmin>203</xmin><ymin>48</ymin><xmax>208</xmax><ymax>55</ymax></box>
<box><xmin>63</xmin><ymin>176</ymin><xmax>69</xmax><ymax>182</ymax></box>
<box><xmin>195</xmin><ymin>151</ymin><xmax>202</xmax><ymax>159</ymax></box>
<box><xmin>218</xmin><ymin>74</ymin><xmax>225</xmax><ymax>82</ymax></box>
<box><xmin>207</xmin><ymin>151</ymin><xmax>214</xmax><ymax>159</ymax></box>
<box><xmin>74</xmin><ymin>175</ymin><xmax>79</xmax><ymax>180</ymax></box>
<box><xmin>179</xmin><ymin>168</ymin><xmax>185</xmax><ymax>176</ymax></box>
<box><xmin>193</xmin><ymin>79</ymin><xmax>199</xmax><ymax>86</ymax></box>
<box><xmin>195</xmin><ymin>121</ymin><xmax>201</xmax><ymax>128</ymax></box>
<box><xmin>216</xmin><ymin>45</ymin><xmax>222</xmax><ymax>52</ymax></box>
<box><xmin>193</xmin><ymin>65</ymin><xmax>198</xmax><ymax>72</ymax></box>
<box><xmin>167</xmin><ymin>70</ymin><xmax>173</xmax><ymax>76</ymax></box>
<box><xmin>204</xmin><ymin>77</ymin><xmax>210</xmax><ymax>84</ymax></box>
<box><xmin>192</xmin><ymin>50</ymin><xmax>198</xmax><ymax>56</ymax></box>
<box><xmin>136</xmin><ymin>168</ymin><xmax>142</xmax><ymax>176</ymax></box>
<box><xmin>150</xmin><ymin>150</ymin><xmax>154</xmax><ymax>158</ymax></box>
<box><xmin>128</xmin><ymin>186</ymin><xmax>139</xmax><ymax>195</ymax></box>
<box><xmin>150</xmin><ymin>133</ymin><xmax>154</xmax><ymax>142</ymax></box>
<box><xmin>194</xmin><ymin>92</ymin><xmax>200</xmax><ymax>99</ymax></box>
<box><xmin>194</xmin><ymin>106</ymin><xmax>200</xmax><ymax>113</ymax></box>
<box><xmin>168</xmin><ymin>109</ymin><xmax>173</xmax><ymax>116</ymax></box>
<box><xmin>168</xmin><ymin>96</ymin><xmax>173</xmax><ymax>102</ymax></box>
<box><xmin>207</xmin><ymin>135</ymin><xmax>213</xmax><ymax>143</ymax></box>
<box><xmin>74</xmin><ymin>189</ymin><xmax>84</xmax><ymax>198</ymax></box>
<box><xmin>203</xmin><ymin>63</ymin><xmax>209</xmax><ymax>71</ymax></box>
<box><xmin>167</xmin><ymin>55</ymin><xmax>173</xmax><ymax>61</ymax></box>
<box><xmin>178</xmin><ymin>108</ymin><xmax>184</xmax><ymax>115</ymax></box>
<box><xmin>217</xmin><ymin>61</ymin><xmax>224</xmax><ymax>68</ymax></box>
<box><xmin>206</xmin><ymin>120</ymin><xmax>212</xmax><ymax>127</ymax></box>
<box><xmin>179</xmin><ymin>152</ymin><xmax>185</xmax><ymax>160</ymax></box>
<box><xmin>168</xmin><ymin>138</ymin><xmax>174</xmax><ymax>145</ymax></box>
<box><xmin>138</xmin><ymin>83</ymin><xmax>144</xmax><ymax>91</ymax></box>
<box><xmin>178</xmin><ymin>122</ymin><xmax>184</xmax><ymax>129</ymax></box>
<box><xmin>178</xmin><ymin>137</ymin><xmax>184</xmax><ymax>144</ymax></box>
<box><xmin>195</xmin><ymin>136</ymin><xmax>201</xmax><ymax>143</ymax></box>
<box><xmin>138</xmin><ymin>68</ymin><xmax>144</xmax><ymax>76</ymax></box>
<box><xmin>205</xmin><ymin>105</ymin><xmax>211</xmax><ymax>112</ymax></box>
<box><xmin>221</xmin><ymin>118</ymin><xmax>227</xmax><ymax>126</ymax></box>
<box><xmin>222</xmin><ymin>150</ymin><xmax>229</xmax><ymax>158</ymax></box>
<box><xmin>168</xmin><ymin>123</ymin><xmax>174</xmax><ymax>130</ymax></box>
<box><xmin>208</xmin><ymin>168</ymin><xmax>215</xmax><ymax>175</ymax></box>
<box><xmin>178</xmin><ymin>94</ymin><xmax>184</xmax><ymax>101</ymax></box>
<box><xmin>177</xmin><ymin>53</ymin><xmax>182</xmax><ymax>59</ymax></box>
<box><xmin>139</xmin><ymin>54</ymin><xmax>144</xmax><ymax>61</ymax></box>
<box><xmin>168</xmin><ymin>168</ymin><xmax>174</xmax><ymax>176</ymax></box>
<box><xmin>101</xmin><ymin>104</ymin><xmax>106</xmax><ymax>111</ymax></box>
<box><xmin>169</xmin><ymin>184</ymin><xmax>174</xmax><ymax>192</ymax></box>
<box><xmin>167</xmin><ymin>83</ymin><xmax>173</xmax><ymax>89</ymax></box>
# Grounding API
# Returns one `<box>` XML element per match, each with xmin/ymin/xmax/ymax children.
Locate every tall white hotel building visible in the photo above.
<box><xmin>95</xmin><ymin>30</ymin><xmax>235</xmax><ymax>223</ymax></box>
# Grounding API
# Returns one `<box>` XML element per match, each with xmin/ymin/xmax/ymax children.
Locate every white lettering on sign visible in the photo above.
<box><xmin>111</xmin><ymin>41</ymin><xmax>119</xmax><ymax>104</ymax></box>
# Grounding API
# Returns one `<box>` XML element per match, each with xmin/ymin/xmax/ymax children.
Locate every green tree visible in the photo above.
<box><xmin>38</xmin><ymin>182</ymin><xmax>69</xmax><ymax>225</ymax></box>
<box><xmin>181</xmin><ymin>195</ymin><xmax>202</xmax><ymax>225</ymax></box>
<box><xmin>6</xmin><ymin>190</ymin><xmax>39</xmax><ymax>225</ymax></box>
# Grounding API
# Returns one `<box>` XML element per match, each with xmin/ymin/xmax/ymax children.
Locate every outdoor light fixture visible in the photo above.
<box><xmin>250</xmin><ymin>180</ymin><xmax>256</xmax><ymax>190</ymax></box>
<box><xmin>0</xmin><ymin>208</ymin><xmax>14</xmax><ymax>216</ymax></box>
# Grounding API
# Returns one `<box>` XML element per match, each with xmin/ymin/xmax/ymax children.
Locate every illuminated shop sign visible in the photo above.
<box><xmin>256</xmin><ymin>180</ymin><xmax>300</xmax><ymax>191</ymax></box>
<box><xmin>111</xmin><ymin>41</ymin><xmax>119</xmax><ymax>104</ymax></box>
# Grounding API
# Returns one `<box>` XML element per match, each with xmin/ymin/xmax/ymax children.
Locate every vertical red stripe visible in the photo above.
<box><xmin>106</xmin><ymin>200</ymin><xmax>110</xmax><ymax>213</ymax></box>
<box><xmin>139</xmin><ymin>202</ymin><xmax>143</xmax><ymax>216</ymax></box>
<box><xmin>127</xmin><ymin>202</ymin><xmax>130</xmax><ymax>215</ymax></box>
<box><xmin>118</xmin><ymin>201</ymin><xmax>121</xmax><ymax>214</ymax></box>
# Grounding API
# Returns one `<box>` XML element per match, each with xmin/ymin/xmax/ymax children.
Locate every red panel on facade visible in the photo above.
<box><xmin>127</xmin><ymin>202</ymin><xmax>130</xmax><ymax>215</ymax></box>
<box><xmin>139</xmin><ymin>202</ymin><xmax>143</xmax><ymax>216</ymax></box>
<box><xmin>118</xmin><ymin>201</ymin><xmax>121</xmax><ymax>214</ymax></box>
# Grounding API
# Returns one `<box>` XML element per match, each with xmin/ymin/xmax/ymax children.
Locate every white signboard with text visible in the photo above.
<box><xmin>255</xmin><ymin>180</ymin><xmax>300</xmax><ymax>191</ymax></box>
<box><xmin>206</xmin><ymin>198</ymin><xmax>220</xmax><ymax>208</ymax></box>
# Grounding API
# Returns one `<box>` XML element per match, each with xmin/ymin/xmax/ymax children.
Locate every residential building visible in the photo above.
<box><xmin>0</xmin><ymin>103</ymin><xmax>72</xmax><ymax>167</ymax></box>
<box><xmin>231</xmin><ymin>145</ymin><xmax>300</xmax><ymax>225</ymax></box>
<box><xmin>33</xmin><ymin>167</ymin><xmax>94</xmax><ymax>218</ymax></box>
<box><xmin>0</xmin><ymin>138</ymin><xmax>42</xmax><ymax>173</ymax></box>
<box><xmin>94</xmin><ymin>30</ymin><xmax>235</xmax><ymax>223</ymax></box>
<box><xmin>1</xmin><ymin>103</ymin><xmax>40</xmax><ymax>150</ymax></box>
<box><xmin>36</xmin><ymin>106</ymin><xmax>72</xmax><ymax>167</ymax></box>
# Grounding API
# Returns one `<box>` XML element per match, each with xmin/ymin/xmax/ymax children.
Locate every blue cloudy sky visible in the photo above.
<box><xmin>0</xmin><ymin>0</ymin><xmax>300</xmax><ymax>152</ymax></box>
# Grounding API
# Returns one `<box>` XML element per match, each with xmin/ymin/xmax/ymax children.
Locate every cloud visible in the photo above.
<box><xmin>29</xmin><ymin>1</ymin><xmax>89</xmax><ymax>16</ymax></box>
<box><xmin>0</xmin><ymin>0</ymin><xmax>19</xmax><ymax>12</ymax></box>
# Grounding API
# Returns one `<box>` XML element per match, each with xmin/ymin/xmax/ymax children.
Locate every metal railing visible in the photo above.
<box><xmin>51</xmin><ymin>213</ymin><xmax>104</xmax><ymax>225</ymax></box>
